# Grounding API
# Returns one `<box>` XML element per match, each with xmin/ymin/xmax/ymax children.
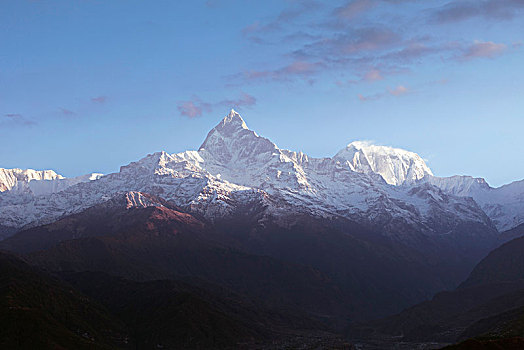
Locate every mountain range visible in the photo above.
<box><xmin>1</xmin><ymin>110</ymin><xmax>522</xmax><ymax>237</ymax></box>
<box><xmin>1</xmin><ymin>110</ymin><xmax>523</xmax><ymax>349</ymax></box>
<box><xmin>349</xmin><ymin>227</ymin><xmax>524</xmax><ymax>349</ymax></box>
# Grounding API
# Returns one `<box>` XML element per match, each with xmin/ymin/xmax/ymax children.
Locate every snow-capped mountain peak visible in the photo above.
<box><xmin>200</xmin><ymin>109</ymin><xmax>251</xmax><ymax>148</ymax></box>
<box><xmin>218</xmin><ymin>109</ymin><xmax>249</xmax><ymax>131</ymax></box>
<box><xmin>199</xmin><ymin>110</ymin><xmax>278</xmax><ymax>166</ymax></box>
<box><xmin>0</xmin><ymin>168</ymin><xmax>64</xmax><ymax>192</ymax></box>
<box><xmin>0</xmin><ymin>167</ymin><xmax>103</xmax><ymax>198</ymax></box>
<box><xmin>334</xmin><ymin>141</ymin><xmax>433</xmax><ymax>186</ymax></box>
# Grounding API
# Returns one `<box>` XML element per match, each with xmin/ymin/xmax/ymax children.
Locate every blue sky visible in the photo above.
<box><xmin>0</xmin><ymin>0</ymin><xmax>523</xmax><ymax>186</ymax></box>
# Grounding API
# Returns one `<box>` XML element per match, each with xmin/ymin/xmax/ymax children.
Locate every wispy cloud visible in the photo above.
<box><xmin>358</xmin><ymin>84</ymin><xmax>410</xmax><ymax>101</ymax></box>
<box><xmin>91</xmin><ymin>96</ymin><xmax>107</xmax><ymax>104</ymax></box>
<box><xmin>5</xmin><ymin>113</ymin><xmax>23</xmax><ymax>119</ymax></box>
<box><xmin>178</xmin><ymin>92</ymin><xmax>257</xmax><ymax>118</ymax></box>
<box><xmin>233</xmin><ymin>1</ymin><xmax>520</xmax><ymax>90</ymax></box>
<box><xmin>242</xmin><ymin>1</ymin><xmax>322</xmax><ymax>43</ymax></box>
<box><xmin>358</xmin><ymin>93</ymin><xmax>382</xmax><ymax>102</ymax></box>
<box><xmin>388</xmin><ymin>85</ymin><xmax>409</xmax><ymax>96</ymax></box>
<box><xmin>2</xmin><ymin>113</ymin><xmax>36</xmax><ymax>126</ymax></box>
<box><xmin>177</xmin><ymin>99</ymin><xmax>212</xmax><ymax>119</ymax></box>
<box><xmin>282</xmin><ymin>31</ymin><xmax>321</xmax><ymax>44</ymax></box>
<box><xmin>380</xmin><ymin>41</ymin><xmax>444</xmax><ymax>63</ymax></box>
<box><xmin>298</xmin><ymin>27</ymin><xmax>402</xmax><ymax>58</ymax></box>
<box><xmin>347</xmin><ymin>67</ymin><xmax>385</xmax><ymax>85</ymax></box>
<box><xmin>335</xmin><ymin>0</ymin><xmax>376</xmax><ymax>19</ymax></box>
<box><xmin>460</xmin><ymin>40</ymin><xmax>507</xmax><ymax>60</ymax></box>
<box><xmin>237</xmin><ymin>61</ymin><xmax>324</xmax><ymax>83</ymax></box>
<box><xmin>432</xmin><ymin>0</ymin><xmax>524</xmax><ymax>23</ymax></box>
<box><xmin>219</xmin><ymin>93</ymin><xmax>257</xmax><ymax>108</ymax></box>
<box><xmin>363</xmin><ymin>68</ymin><xmax>384</xmax><ymax>81</ymax></box>
<box><xmin>344</xmin><ymin>65</ymin><xmax>412</xmax><ymax>86</ymax></box>
<box><xmin>60</xmin><ymin>108</ymin><xmax>76</xmax><ymax>116</ymax></box>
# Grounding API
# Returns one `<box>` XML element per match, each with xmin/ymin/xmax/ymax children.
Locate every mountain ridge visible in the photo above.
<box><xmin>0</xmin><ymin>110</ymin><xmax>521</xmax><ymax>236</ymax></box>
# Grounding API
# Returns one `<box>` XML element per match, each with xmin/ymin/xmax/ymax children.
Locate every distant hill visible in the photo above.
<box><xmin>0</xmin><ymin>251</ymin><xmax>125</xmax><ymax>349</ymax></box>
<box><xmin>349</xmin><ymin>234</ymin><xmax>524</xmax><ymax>348</ymax></box>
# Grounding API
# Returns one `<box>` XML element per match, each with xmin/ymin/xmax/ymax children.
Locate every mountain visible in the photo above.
<box><xmin>329</xmin><ymin>142</ymin><xmax>524</xmax><ymax>233</ymax></box>
<box><xmin>461</xmin><ymin>234</ymin><xmax>524</xmax><ymax>289</ymax></box>
<box><xmin>3</xmin><ymin>193</ymin><xmax>353</xmax><ymax>322</ymax></box>
<box><xmin>0</xmin><ymin>251</ymin><xmax>347</xmax><ymax>349</ymax></box>
<box><xmin>0</xmin><ymin>251</ymin><xmax>126</xmax><ymax>349</ymax></box>
<box><xmin>0</xmin><ymin>110</ymin><xmax>514</xmax><ymax>321</ymax></box>
<box><xmin>501</xmin><ymin>223</ymin><xmax>524</xmax><ymax>242</ymax></box>
<box><xmin>0</xmin><ymin>190</ymin><xmax>498</xmax><ymax>324</ymax></box>
<box><xmin>0</xmin><ymin>168</ymin><xmax>63</xmax><ymax>192</ymax></box>
<box><xmin>0</xmin><ymin>167</ymin><xmax>102</xmax><ymax>195</ymax></box>
<box><xmin>59</xmin><ymin>271</ymin><xmax>351</xmax><ymax>349</ymax></box>
<box><xmin>437</xmin><ymin>235</ymin><xmax>524</xmax><ymax>347</ymax></box>
<box><xmin>334</xmin><ymin>141</ymin><xmax>433</xmax><ymax>186</ymax></box>
<box><xmin>1</xmin><ymin>111</ymin><xmax>521</xmax><ymax>237</ymax></box>
<box><xmin>0</xmin><ymin>111</ymin><xmax>502</xmax><ymax>246</ymax></box>
<box><xmin>0</xmin><ymin>191</ymin><xmax>191</xmax><ymax>254</ymax></box>
<box><xmin>423</xmin><ymin>176</ymin><xmax>524</xmax><ymax>232</ymax></box>
<box><xmin>348</xmin><ymin>280</ymin><xmax>524</xmax><ymax>347</ymax></box>
<box><xmin>2</xmin><ymin>109</ymin><xmax>522</xmax><ymax>347</ymax></box>
<box><xmin>349</xmin><ymin>233</ymin><xmax>524</xmax><ymax>348</ymax></box>
<box><xmin>0</xmin><ymin>169</ymin><xmax>102</xmax><ymax>239</ymax></box>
